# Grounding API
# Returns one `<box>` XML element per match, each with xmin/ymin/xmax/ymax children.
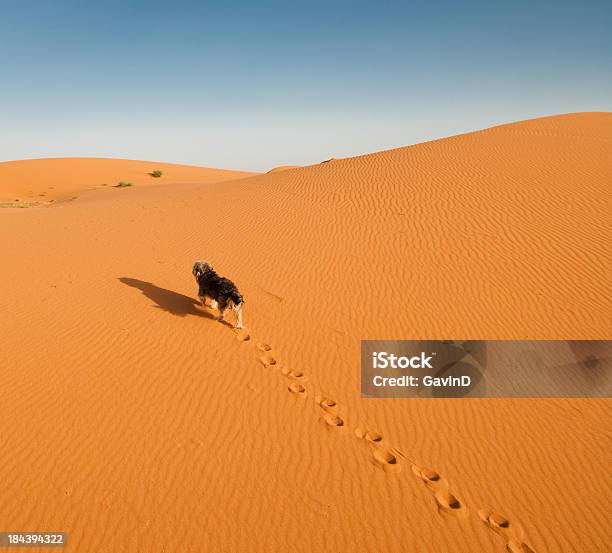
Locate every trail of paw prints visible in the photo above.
<box><xmin>314</xmin><ymin>395</ymin><xmax>347</xmax><ymax>432</ymax></box>
<box><xmin>257</xmin><ymin>342</ymin><xmax>278</xmax><ymax>368</ymax></box>
<box><xmin>250</xmin><ymin>341</ymin><xmax>354</xmax><ymax>438</ymax></box>
<box><xmin>354</xmin><ymin>429</ymin><xmax>472</xmax><ymax>521</ymax></box>
<box><xmin>359</xmin><ymin>423</ymin><xmax>461</xmax><ymax>510</ymax></box>
<box><xmin>411</xmin><ymin>465</ymin><xmax>468</xmax><ymax>518</ymax></box>
<box><xmin>282</xmin><ymin>367</ymin><xmax>309</xmax><ymax>398</ymax></box>
<box><xmin>246</xmin><ymin>337</ymin><xmax>537</xmax><ymax>551</ymax></box>
<box><xmin>478</xmin><ymin>510</ymin><xmax>536</xmax><ymax>553</ymax></box>
<box><xmin>354</xmin><ymin>427</ymin><xmax>401</xmax><ymax>473</ymax></box>
<box><xmin>255</xmin><ymin>342</ymin><xmax>308</xmax><ymax>398</ymax></box>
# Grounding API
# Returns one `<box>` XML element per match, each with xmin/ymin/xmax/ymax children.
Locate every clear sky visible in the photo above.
<box><xmin>1</xmin><ymin>1</ymin><xmax>610</xmax><ymax>171</ymax></box>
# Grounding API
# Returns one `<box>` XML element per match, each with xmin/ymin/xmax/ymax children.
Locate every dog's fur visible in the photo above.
<box><xmin>192</xmin><ymin>261</ymin><xmax>245</xmax><ymax>329</ymax></box>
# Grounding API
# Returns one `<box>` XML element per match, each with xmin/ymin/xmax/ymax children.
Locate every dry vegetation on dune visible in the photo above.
<box><xmin>0</xmin><ymin>113</ymin><xmax>610</xmax><ymax>552</ymax></box>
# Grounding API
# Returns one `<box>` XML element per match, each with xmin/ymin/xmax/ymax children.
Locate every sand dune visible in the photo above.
<box><xmin>0</xmin><ymin>113</ymin><xmax>610</xmax><ymax>552</ymax></box>
<box><xmin>0</xmin><ymin>157</ymin><xmax>256</xmax><ymax>204</ymax></box>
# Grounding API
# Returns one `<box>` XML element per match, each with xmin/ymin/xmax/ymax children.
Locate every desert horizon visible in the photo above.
<box><xmin>1</xmin><ymin>111</ymin><xmax>610</xmax><ymax>552</ymax></box>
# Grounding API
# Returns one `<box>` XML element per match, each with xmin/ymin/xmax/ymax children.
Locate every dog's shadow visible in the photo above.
<box><xmin>119</xmin><ymin>277</ymin><xmax>229</xmax><ymax>325</ymax></box>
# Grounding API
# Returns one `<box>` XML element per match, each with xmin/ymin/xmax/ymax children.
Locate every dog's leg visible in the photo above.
<box><xmin>215</xmin><ymin>300</ymin><xmax>226</xmax><ymax>322</ymax></box>
<box><xmin>210</xmin><ymin>299</ymin><xmax>218</xmax><ymax>310</ymax></box>
<box><xmin>234</xmin><ymin>303</ymin><xmax>244</xmax><ymax>329</ymax></box>
<box><xmin>199</xmin><ymin>295</ymin><xmax>208</xmax><ymax>307</ymax></box>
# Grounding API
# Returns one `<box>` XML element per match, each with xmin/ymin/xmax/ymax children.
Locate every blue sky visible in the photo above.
<box><xmin>1</xmin><ymin>1</ymin><xmax>610</xmax><ymax>171</ymax></box>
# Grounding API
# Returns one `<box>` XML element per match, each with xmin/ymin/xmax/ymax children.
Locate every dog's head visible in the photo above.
<box><xmin>192</xmin><ymin>260</ymin><xmax>212</xmax><ymax>280</ymax></box>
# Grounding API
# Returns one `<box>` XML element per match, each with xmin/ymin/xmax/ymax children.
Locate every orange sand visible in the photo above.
<box><xmin>0</xmin><ymin>157</ymin><xmax>256</xmax><ymax>203</ymax></box>
<box><xmin>0</xmin><ymin>113</ymin><xmax>610</xmax><ymax>552</ymax></box>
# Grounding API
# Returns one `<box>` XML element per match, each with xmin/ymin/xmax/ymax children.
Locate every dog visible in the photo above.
<box><xmin>192</xmin><ymin>261</ymin><xmax>245</xmax><ymax>329</ymax></box>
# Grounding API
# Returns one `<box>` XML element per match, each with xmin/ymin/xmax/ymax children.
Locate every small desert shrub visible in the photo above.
<box><xmin>150</xmin><ymin>170</ymin><xmax>163</xmax><ymax>178</ymax></box>
<box><xmin>115</xmin><ymin>181</ymin><xmax>133</xmax><ymax>188</ymax></box>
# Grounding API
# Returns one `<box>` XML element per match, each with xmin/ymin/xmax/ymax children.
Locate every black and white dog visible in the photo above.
<box><xmin>192</xmin><ymin>261</ymin><xmax>245</xmax><ymax>329</ymax></box>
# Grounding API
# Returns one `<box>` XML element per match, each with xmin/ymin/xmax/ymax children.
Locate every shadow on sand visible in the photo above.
<box><xmin>119</xmin><ymin>277</ymin><xmax>217</xmax><ymax>320</ymax></box>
